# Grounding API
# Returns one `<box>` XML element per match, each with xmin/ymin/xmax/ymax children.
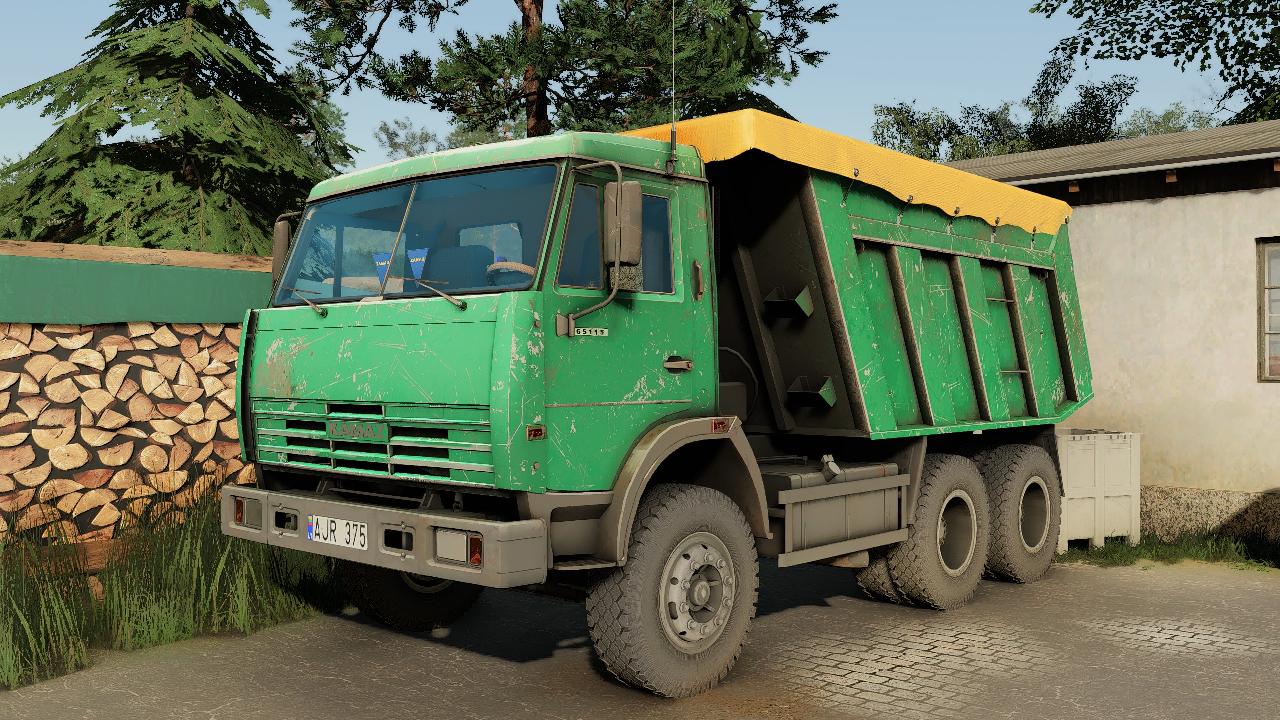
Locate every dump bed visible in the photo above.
<box><xmin>626</xmin><ymin>111</ymin><xmax>1091</xmax><ymax>440</ymax></box>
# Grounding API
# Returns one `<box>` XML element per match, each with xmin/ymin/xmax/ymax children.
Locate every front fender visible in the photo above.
<box><xmin>597</xmin><ymin>416</ymin><xmax>770</xmax><ymax>564</ymax></box>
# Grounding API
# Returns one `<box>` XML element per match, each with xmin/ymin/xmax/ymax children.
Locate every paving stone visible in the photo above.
<box><xmin>3</xmin><ymin>561</ymin><xmax>1280</xmax><ymax>720</ymax></box>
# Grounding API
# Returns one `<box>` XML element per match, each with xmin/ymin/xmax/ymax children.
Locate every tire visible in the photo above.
<box><xmin>854</xmin><ymin>553</ymin><xmax>906</xmax><ymax>604</ymax></box>
<box><xmin>344</xmin><ymin>562</ymin><xmax>483</xmax><ymax>633</ymax></box>
<box><xmin>975</xmin><ymin>444</ymin><xmax>1062</xmax><ymax>583</ymax></box>
<box><xmin>886</xmin><ymin>454</ymin><xmax>990</xmax><ymax>610</ymax></box>
<box><xmin>586</xmin><ymin>484</ymin><xmax>759</xmax><ymax>698</ymax></box>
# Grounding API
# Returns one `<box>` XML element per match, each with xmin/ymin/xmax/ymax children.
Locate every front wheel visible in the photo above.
<box><xmin>586</xmin><ymin>484</ymin><xmax>759</xmax><ymax>698</ymax></box>
<box><xmin>344</xmin><ymin>562</ymin><xmax>482</xmax><ymax>633</ymax></box>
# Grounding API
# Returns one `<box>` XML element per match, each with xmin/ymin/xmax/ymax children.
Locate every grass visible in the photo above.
<box><xmin>1056</xmin><ymin>533</ymin><xmax>1278</xmax><ymax>571</ymax></box>
<box><xmin>0</xmin><ymin>543</ymin><xmax>91</xmax><ymax>689</ymax></box>
<box><xmin>0</xmin><ymin>494</ymin><xmax>341</xmax><ymax>690</ymax></box>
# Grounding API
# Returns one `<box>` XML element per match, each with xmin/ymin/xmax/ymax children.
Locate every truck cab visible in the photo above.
<box><xmin>226</xmin><ymin>131</ymin><xmax>730</xmax><ymax>567</ymax></box>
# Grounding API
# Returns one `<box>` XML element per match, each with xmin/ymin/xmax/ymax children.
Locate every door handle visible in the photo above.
<box><xmin>664</xmin><ymin>356</ymin><xmax>694</xmax><ymax>373</ymax></box>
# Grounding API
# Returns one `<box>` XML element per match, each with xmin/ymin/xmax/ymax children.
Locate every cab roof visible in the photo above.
<box><xmin>623</xmin><ymin>110</ymin><xmax>1072</xmax><ymax>235</ymax></box>
<box><xmin>307</xmin><ymin>132</ymin><xmax>705</xmax><ymax>202</ymax></box>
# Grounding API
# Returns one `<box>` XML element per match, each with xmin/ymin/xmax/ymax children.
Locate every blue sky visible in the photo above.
<box><xmin>0</xmin><ymin>1</ymin><xmax>1225</xmax><ymax>169</ymax></box>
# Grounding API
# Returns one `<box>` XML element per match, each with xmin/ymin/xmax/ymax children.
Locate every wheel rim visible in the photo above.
<box><xmin>936</xmin><ymin>489</ymin><xmax>977</xmax><ymax>577</ymax></box>
<box><xmin>1020</xmin><ymin>475</ymin><xmax>1051</xmax><ymax>553</ymax></box>
<box><xmin>400</xmin><ymin>572</ymin><xmax>453</xmax><ymax>594</ymax></box>
<box><xmin>658</xmin><ymin>531</ymin><xmax>736</xmax><ymax>654</ymax></box>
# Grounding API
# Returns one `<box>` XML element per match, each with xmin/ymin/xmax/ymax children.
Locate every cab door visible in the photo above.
<box><xmin>542</xmin><ymin>170</ymin><xmax>714</xmax><ymax>491</ymax></box>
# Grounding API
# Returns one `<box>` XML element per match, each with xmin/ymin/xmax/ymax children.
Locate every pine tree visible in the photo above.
<box><xmin>0</xmin><ymin>0</ymin><xmax>354</xmax><ymax>255</ymax></box>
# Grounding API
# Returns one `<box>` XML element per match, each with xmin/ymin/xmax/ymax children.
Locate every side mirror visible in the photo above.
<box><xmin>603</xmin><ymin>181</ymin><xmax>642</xmax><ymax>267</ymax></box>
<box><xmin>271</xmin><ymin>218</ymin><xmax>292</xmax><ymax>286</ymax></box>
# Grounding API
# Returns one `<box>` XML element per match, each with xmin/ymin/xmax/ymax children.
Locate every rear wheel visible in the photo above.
<box><xmin>975</xmin><ymin>444</ymin><xmax>1062</xmax><ymax>583</ymax></box>
<box><xmin>586</xmin><ymin>484</ymin><xmax>759</xmax><ymax>698</ymax></box>
<box><xmin>345</xmin><ymin>562</ymin><xmax>482</xmax><ymax>632</ymax></box>
<box><xmin>886</xmin><ymin>454</ymin><xmax>990</xmax><ymax>610</ymax></box>
<box><xmin>854</xmin><ymin>553</ymin><xmax>905</xmax><ymax>604</ymax></box>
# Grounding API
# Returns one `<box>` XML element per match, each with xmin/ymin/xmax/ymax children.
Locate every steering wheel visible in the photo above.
<box><xmin>486</xmin><ymin>260</ymin><xmax>537</xmax><ymax>281</ymax></box>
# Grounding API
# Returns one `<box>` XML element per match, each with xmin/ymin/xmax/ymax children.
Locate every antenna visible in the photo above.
<box><xmin>665</xmin><ymin>0</ymin><xmax>678</xmax><ymax>175</ymax></box>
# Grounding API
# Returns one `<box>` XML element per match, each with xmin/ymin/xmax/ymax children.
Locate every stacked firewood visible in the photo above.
<box><xmin>0</xmin><ymin>322</ymin><xmax>253</xmax><ymax>543</ymax></box>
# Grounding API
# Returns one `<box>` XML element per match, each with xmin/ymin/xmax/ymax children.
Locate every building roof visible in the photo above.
<box><xmin>949</xmin><ymin>119</ymin><xmax>1280</xmax><ymax>185</ymax></box>
<box><xmin>626</xmin><ymin>110</ymin><xmax>1071</xmax><ymax>235</ymax></box>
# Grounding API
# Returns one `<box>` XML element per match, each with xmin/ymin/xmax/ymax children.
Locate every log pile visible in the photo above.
<box><xmin>0</xmin><ymin>322</ymin><xmax>252</xmax><ymax>543</ymax></box>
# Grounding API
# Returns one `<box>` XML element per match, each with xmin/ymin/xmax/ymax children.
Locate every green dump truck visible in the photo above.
<box><xmin>222</xmin><ymin>110</ymin><xmax>1089</xmax><ymax>697</ymax></box>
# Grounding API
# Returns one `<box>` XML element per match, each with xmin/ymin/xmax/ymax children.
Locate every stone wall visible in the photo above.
<box><xmin>1142</xmin><ymin>485</ymin><xmax>1280</xmax><ymax>545</ymax></box>
<box><xmin>0</xmin><ymin>321</ymin><xmax>252</xmax><ymax>543</ymax></box>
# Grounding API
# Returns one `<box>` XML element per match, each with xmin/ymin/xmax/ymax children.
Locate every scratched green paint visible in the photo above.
<box><xmin>1010</xmin><ymin>266</ymin><xmax>1069</xmax><ymax>414</ymax></box>
<box><xmin>487</xmin><ymin>292</ymin><xmax>548</xmax><ymax>492</ymax></box>
<box><xmin>807</xmin><ymin>176</ymin><xmax>898</xmax><ymax>432</ymax></box>
<box><xmin>247</xmin><ymin>297</ymin><xmax>499</xmax><ymax>405</ymax></box>
<box><xmin>855</xmin><ymin>244</ymin><xmax>922</xmax><ymax>428</ymax></box>
<box><xmin>538</xmin><ymin>166</ymin><xmax>715</xmax><ymax>492</ymax></box>
<box><xmin>1047</xmin><ymin>226</ymin><xmax>1094</xmax><ymax>396</ymax></box>
<box><xmin>804</xmin><ymin>169</ymin><xmax>1091</xmax><ymax>439</ymax></box>
<box><xmin>921</xmin><ymin>254</ymin><xmax>980</xmax><ymax>423</ymax></box>
<box><xmin>982</xmin><ymin>264</ymin><xmax>1031</xmax><ymax>417</ymax></box>
<box><xmin>239</xmin><ymin>135</ymin><xmax>1093</xmax><ymax>496</ymax></box>
<box><xmin>953</xmin><ymin>256</ymin><xmax>1011</xmax><ymax>421</ymax></box>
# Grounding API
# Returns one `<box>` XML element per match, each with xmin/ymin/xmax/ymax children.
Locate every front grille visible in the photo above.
<box><xmin>251</xmin><ymin>399</ymin><xmax>494</xmax><ymax>486</ymax></box>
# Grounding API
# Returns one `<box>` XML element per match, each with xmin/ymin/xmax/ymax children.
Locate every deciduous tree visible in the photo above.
<box><xmin>1032</xmin><ymin>0</ymin><xmax>1280</xmax><ymax>122</ymax></box>
<box><xmin>872</xmin><ymin>59</ymin><xmax>1213</xmax><ymax>162</ymax></box>
<box><xmin>1117</xmin><ymin>103</ymin><xmax>1216</xmax><ymax>139</ymax></box>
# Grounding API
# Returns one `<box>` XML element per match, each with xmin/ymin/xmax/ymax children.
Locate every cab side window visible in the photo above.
<box><xmin>557</xmin><ymin>183</ymin><xmax>674</xmax><ymax>294</ymax></box>
<box><xmin>558</xmin><ymin>184</ymin><xmax>603</xmax><ymax>288</ymax></box>
<box><xmin>638</xmin><ymin>195</ymin><xmax>672</xmax><ymax>293</ymax></box>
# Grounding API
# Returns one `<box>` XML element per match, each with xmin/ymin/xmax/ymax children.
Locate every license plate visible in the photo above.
<box><xmin>307</xmin><ymin>514</ymin><xmax>368</xmax><ymax>550</ymax></box>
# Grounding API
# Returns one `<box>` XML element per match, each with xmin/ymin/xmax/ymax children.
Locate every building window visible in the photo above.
<box><xmin>1260</xmin><ymin>239</ymin><xmax>1280</xmax><ymax>380</ymax></box>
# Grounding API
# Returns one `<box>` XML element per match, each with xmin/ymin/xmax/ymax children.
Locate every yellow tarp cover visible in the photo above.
<box><xmin>623</xmin><ymin>110</ymin><xmax>1071</xmax><ymax>236</ymax></box>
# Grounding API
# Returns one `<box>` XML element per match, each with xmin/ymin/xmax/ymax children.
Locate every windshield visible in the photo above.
<box><xmin>274</xmin><ymin>164</ymin><xmax>559</xmax><ymax>306</ymax></box>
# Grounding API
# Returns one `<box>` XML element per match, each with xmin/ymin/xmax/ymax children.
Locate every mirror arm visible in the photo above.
<box><xmin>557</xmin><ymin>160</ymin><xmax>625</xmax><ymax>336</ymax></box>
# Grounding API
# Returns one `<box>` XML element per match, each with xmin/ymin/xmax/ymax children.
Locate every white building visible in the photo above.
<box><xmin>953</xmin><ymin>121</ymin><xmax>1280</xmax><ymax>545</ymax></box>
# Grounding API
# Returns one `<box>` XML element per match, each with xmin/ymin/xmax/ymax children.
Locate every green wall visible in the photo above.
<box><xmin>0</xmin><ymin>254</ymin><xmax>272</xmax><ymax>324</ymax></box>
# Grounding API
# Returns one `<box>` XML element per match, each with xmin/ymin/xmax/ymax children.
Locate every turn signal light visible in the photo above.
<box><xmin>468</xmin><ymin>534</ymin><xmax>483</xmax><ymax>567</ymax></box>
<box><xmin>231</xmin><ymin>496</ymin><xmax>262</xmax><ymax>530</ymax></box>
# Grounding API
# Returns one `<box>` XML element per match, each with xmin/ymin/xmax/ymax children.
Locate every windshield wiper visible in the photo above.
<box><xmin>410</xmin><ymin>278</ymin><xmax>467</xmax><ymax>311</ymax></box>
<box><xmin>284</xmin><ymin>287</ymin><xmax>328</xmax><ymax>317</ymax></box>
<box><xmin>381</xmin><ymin>274</ymin><xmax>467</xmax><ymax>310</ymax></box>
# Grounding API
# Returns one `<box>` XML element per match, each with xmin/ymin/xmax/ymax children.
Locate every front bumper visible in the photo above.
<box><xmin>221</xmin><ymin>487</ymin><xmax>547</xmax><ymax>588</ymax></box>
